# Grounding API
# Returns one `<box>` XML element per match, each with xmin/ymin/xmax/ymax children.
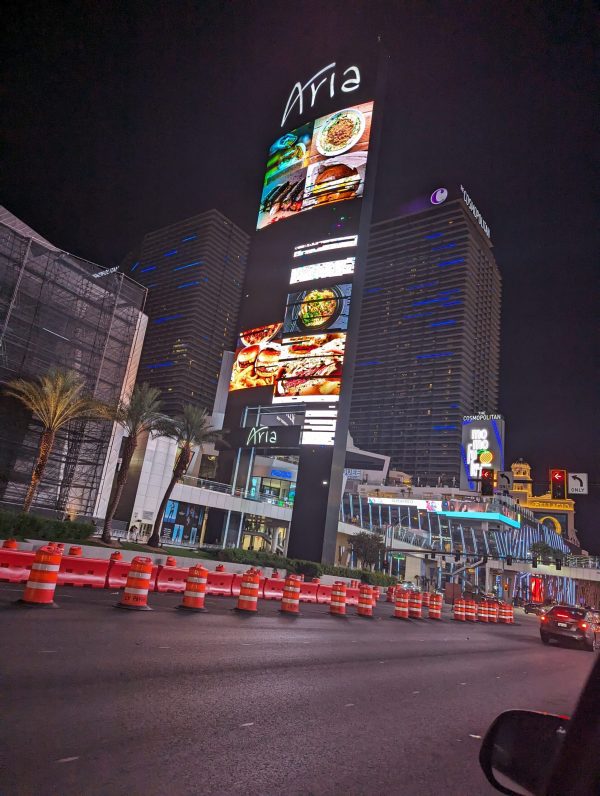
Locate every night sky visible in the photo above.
<box><xmin>3</xmin><ymin>1</ymin><xmax>598</xmax><ymax>550</ymax></box>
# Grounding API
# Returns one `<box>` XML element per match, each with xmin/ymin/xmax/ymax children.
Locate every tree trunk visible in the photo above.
<box><xmin>101</xmin><ymin>435</ymin><xmax>137</xmax><ymax>544</ymax></box>
<box><xmin>147</xmin><ymin>447</ymin><xmax>192</xmax><ymax>548</ymax></box>
<box><xmin>23</xmin><ymin>429</ymin><xmax>56</xmax><ymax>512</ymax></box>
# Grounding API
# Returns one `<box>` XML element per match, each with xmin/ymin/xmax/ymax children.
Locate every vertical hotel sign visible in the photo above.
<box><xmin>223</xmin><ymin>47</ymin><xmax>387</xmax><ymax>563</ymax></box>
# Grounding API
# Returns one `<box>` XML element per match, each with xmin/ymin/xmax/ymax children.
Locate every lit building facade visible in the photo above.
<box><xmin>350</xmin><ymin>188</ymin><xmax>501</xmax><ymax>486</ymax></box>
<box><xmin>123</xmin><ymin>210</ymin><xmax>250</xmax><ymax>416</ymax></box>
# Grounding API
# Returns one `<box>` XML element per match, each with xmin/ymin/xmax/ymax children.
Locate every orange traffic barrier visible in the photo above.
<box><xmin>58</xmin><ymin>554</ymin><xmax>109</xmax><ymax>588</ymax></box>
<box><xmin>110</xmin><ymin>551</ymin><xmax>122</xmax><ymax>561</ymax></box>
<box><xmin>394</xmin><ymin>588</ymin><xmax>409</xmax><ymax>619</ymax></box>
<box><xmin>453</xmin><ymin>598</ymin><xmax>466</xmax><ymax>621</ymax></box>
<box><xmin>68</xmin><ymin>545</ymin><xmax>82</xmax><ymax>556</ymax></box>
<box><xmin>215</xmin><ymin>564</ymin><xmax>226</xmax><ymax>572</ymax></box>
<box><xmin>372</xmin><ymin>586</ymin><xmax>380</xmax><ymax>602</ymax></box>
<box><xmin>316</xmin><ymin>583</ymin><xmax>332</xmax><ymax>604</ymax></box>
<box><xmin>330</xmin><ymin>581</ymin><xmax>347</xmax><ymax>617</ymax></box>
<box><xmin>507</xmin><ymin>604</ymin><xmax>514</xmax><ymax>624</ymax></box>
<box><xmin>464</xmin><ymin>599</ymin><xmax>477</xmax><ymax>622</ymax></box>
<box><xmin>345</xmin><ymin>585</ymin><xmax>360</xmax><ymax>606</ymax></box>
<box><xmin>357</xmin><ymin>584</ymin><xmax>374</xmax><ymax>618</ymax></box>
<box><xmin>428</xmin><ymin>593</ymin><xmax>443</xmax><ymax>620</ymax></box>
<box><xmin>477</xmin><ymin>601</ymin><xmax>489</xmax><ymax>623</ymax></box>
<box><xmin>279</xmin><ymin>575</ymin><xmax>301</xmax><ymax>615</ymax></box>
<box><xmin>2</xmin><ymin>539</ymin><xmax>18</xmax><ymax>550</ymax></box>
<box><xmin>117</xmin><ymin>556</ymin><xmax>153</xmax><ymax>610</ymax></box>
<box><xmin>207</xmin><ymin>569</ymin><xmax>234</xmax><ymax>596</ymax></box>
<box><xmin>298</xmin><ymin>580</ymin><xmax>319</xmax><ymax>603</ymax></box>
<box><xmin>155</xmin><ymin>565</ymin><xmax>188</xmax><ymax>593</ymax></box>
<box><xmin>165</xmin><ymin>556</ymin><xmax>178</xmax><ymax>567</ymax></box>
<box><xmin>0</xmin><ymin>549</ymin><xmax>34</xmax><ymax>583</ymax></box>
<box><xmin>498</xmin><ymin>602</ymin><xmax>511</xmax><ymax>623</ymax></box>
<box><xmin>421</xmin><ymin>591</ymin><xmax>431</xmax><ymax>608</ymax></box>
<box><xmin>263</xmin><ymin>576</ymin><xmax>285</xmax><ymax>600</ymax></box>
<box><xmin>408</xmin><ymin>591</ymin><xmax>423</xmax><ymax>619</ymax></box>
<box><xmin>236</xmin><ymin>570</ymin><xmax>260</xmax><ymax>612</ymax></box>
<box><xmin>487</xmin><ymin>601</ymin><xmax>499</xmax><ymax>624</ymax></box>
<box><xmin>386</xmin><ymin>585</ymin><xmax>395</xmax><ymax>603</ymax></box>
<box><xmin>19</xmin><ymin>545</ymin><xmax>62</xmax><ymax>607</ymax></box>
<box><xmin>178</xmin><ymin>565</ymin><xmax>208</xmax><ymax>611</ymax></box>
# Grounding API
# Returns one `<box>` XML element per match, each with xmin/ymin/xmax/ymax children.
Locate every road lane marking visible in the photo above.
<box><xmin>412</xmin><ymin>691</ymin><xmax>420</xmax><ymax>694</ymax></box>
<box><xmin>41</xmin><ymin>650</ymin><xmax>57</xmax><ymax>653</ymax></box>
<box><xmin>460</xmin><ymin>682</ymin><xmax>467</xmax><ymax>685</ymax></box>
<box><xmin>56</xmin><ymin>757</ymin><xmax>79</xmax><ymax>763</ymax></box>
<box><xmin>240</xmin><ymin>722</ymin><xmax>254</xmax><ymax>728</ymax></box>
<box><xmin>469</xmin><ymin>734</ymin><xmax>482</xmax><ymax>739</ymax></box>
<box><xmin>345</xmin><ymin>703</ymin><xmax>355</xmax><ymax>708</ymax></box>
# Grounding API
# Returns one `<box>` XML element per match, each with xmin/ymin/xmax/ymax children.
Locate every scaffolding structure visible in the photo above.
<box><xmin>0</xmin><ymin>219</ymin><xmax>147</xmax><ymax>518</ymax></box>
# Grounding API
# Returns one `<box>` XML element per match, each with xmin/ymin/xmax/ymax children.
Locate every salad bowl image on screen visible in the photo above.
<box><xmin>273</xmin><ymin>332</ymin><xmax>345</xmax><ymax>403</ymax></box>
<box><xmin>229</xmin><ymin>323</ymin><xmax>282</xmax><ymax>392</ymax></box>
<box><xmin>257</xmin><ymin>101</ymin><xmax>373</xmax><ymax>230</ymax></box>
<box><xmin>283</xmin><ymin>283</ymin><xmax>351</xmax><ymax>334</ymax></box>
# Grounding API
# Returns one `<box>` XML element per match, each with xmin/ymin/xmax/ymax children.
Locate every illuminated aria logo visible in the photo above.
<box><xmin>281</xmin><ymin>62</ymin><xmax>361</xmax><ymax>127</ymax></box>
<box><xmin>430</xmin><ymin>188</ymin><xmax>448</xmax><ymax>205</ymax></box>
<box><xmin>246</xmin><ymin>426</ymin><xmax>277</xmax><ymax>446</ymax></box>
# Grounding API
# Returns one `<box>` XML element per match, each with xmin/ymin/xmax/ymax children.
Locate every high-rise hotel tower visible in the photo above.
<box><xmin>350</xmin><ymin>187</ymin><xmax>501</xmax><ymax>484</ymax></box>
<box><xmin>123</xmin><ymin>210</ymin><xmax>250</xmax><ymax>415</ymax></box>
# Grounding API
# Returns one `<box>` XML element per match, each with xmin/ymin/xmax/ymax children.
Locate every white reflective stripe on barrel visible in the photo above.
<box><xmin>130</xmin><ymin>571</ymin><xmax>151</xmax><ymax>580</ymax></box>
<box><xmin>187</xmin><ymin>577</ymin><xmax>207</xmax><ymax>585</ymax></box>
<box><xmin>32</xmin><ymin>563</ymin><xmax>60</xmax><ymax>572</ymax></box>
<box><xmin>25</xmin><ymin>581</ymin><xmax>55</xmax><ymax>590</ymax></box>
<box><xmin>330</xmin><ymin>600</ymin><xmax>345</xmax><ymax>607</ymax></box>
<box><xmin>124</xmin><ymin>587</ymin><xmax>149</xmax><ymax>595</ymax></box>
<box><xmin>239</xmin><ymin>595</ymin><xmax>258</xmax><ymax>603</ymax></box>
<box><xmin>281</xmin><ymin>597</ymin><xmax>299</xmax><ymax>606</ymax></box>
<box><xmin>184</xmin><ymin>590</ymin><xmax>203</xmax><ymax>598</ymax></box>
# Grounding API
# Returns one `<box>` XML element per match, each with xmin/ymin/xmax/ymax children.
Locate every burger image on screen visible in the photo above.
<box><xmin>311</xmin><ymin>163</ymin><xmax>361</xmax><ymax>205</ymax></box>
<box><xmin>254</xmin><ymin>343</ymin><xmax>281</xmax><ymax>378</ymax></box>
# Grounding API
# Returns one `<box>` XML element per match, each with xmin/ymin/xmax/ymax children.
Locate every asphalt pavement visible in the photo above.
<box><xmin>1</xmin><ymin>583</ymin><xmax>596</xmax><ymax>796</ymax></box>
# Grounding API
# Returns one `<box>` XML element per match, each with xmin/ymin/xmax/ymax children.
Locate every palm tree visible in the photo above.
<box><xmin>4</xmin><ymin>368</ymin><xmax>108</xmax><ymax>512</ymax></box>
<box><xmin>147</xmin><ymin>405</ymin><xmax>224</xmax><ymax>548</ymax></box>
<box><xmin>100</xmin><ymin>383</ymin><xmax>164</xmax><ymax>544</ymax></box>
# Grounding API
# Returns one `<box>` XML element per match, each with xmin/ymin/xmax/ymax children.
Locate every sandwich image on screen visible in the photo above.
<box><xmin>229</xmin><ymin>323</ymin><xmax>282</xmax><ymax>391</ymax></box>
<box><xmin>273</xmin><ymin>332</ymin><xmax>345</xmax><ymax>403</ymax></box>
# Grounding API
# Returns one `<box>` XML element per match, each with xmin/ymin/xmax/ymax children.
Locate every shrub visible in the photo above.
<box><xmin>0</xmin><ymin>509</ymin><xmax>94</xmax><ymax>541</ymax></box>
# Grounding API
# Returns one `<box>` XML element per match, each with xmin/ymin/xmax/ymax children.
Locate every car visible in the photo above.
<box><xmin>523</xmin><ymin>602</ymin><xmax>545</xmax><ymax>615</ymax></box>
<box><xmin>539</xmin><ymin>604</ymin><xmax>600</xmax><ymax>651</ymax></box>
<box><xmin>479</xmin><ymin>653</ymin><xmax>600</xmax><ymax>794</ymax></box>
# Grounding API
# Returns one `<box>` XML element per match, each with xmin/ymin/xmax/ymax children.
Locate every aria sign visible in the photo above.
<box><xmin>281</xmin><ymin>62</ymin><xmax>361</xmax><ymax>127</ymax></box>
<box><xmin>235</xmin><ymin>424</ymin><xmax>302</xmax><ymax>449</ymax></box>
<box><xmin>459</xmin><ymin>185</ymin><xmax>491</xmax><ymax>238</ymax></box>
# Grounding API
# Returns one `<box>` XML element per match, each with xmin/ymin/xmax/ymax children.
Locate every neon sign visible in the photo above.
<box><xmin>281</xmin><ymin>63</ymin><xmax>361</xmax><ymax>127</ymax></box>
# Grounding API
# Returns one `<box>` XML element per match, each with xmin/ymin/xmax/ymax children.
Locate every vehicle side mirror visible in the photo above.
<box><xmin>479</xmin><ymin>709</ymin><xmax>568</xmax><ymax>794</ymax></box>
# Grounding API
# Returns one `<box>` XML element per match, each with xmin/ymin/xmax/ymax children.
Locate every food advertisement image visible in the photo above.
<box><xmin>283</xmin><ymin>283</ymin><xmax>352</xmax><ymax>334</ymax></box>
<box><xmin>257</xmin><ymin>101</ymin><xmax>373</xmax><ymax>230</ymax></box>
<box><xmin>229</xmin><ymin>322</ymin><xmax>282</xmax><ymax>392</ymax></box>
<box><xmin>273</xmin><ymin>332</ymin><xmax>346</xmax><ymax>403</ymax></box>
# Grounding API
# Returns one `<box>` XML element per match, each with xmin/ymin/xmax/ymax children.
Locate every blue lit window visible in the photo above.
<box><xmin>176</xmin><ymin>281</ymin><xmax>200</xmax><ymax>289</ymax></box>
<box><xmin>164</xmin><ymin>249</ymin><xmax>178</xmax><ymax>257</ymax></box>
<box><xmin>415</xmin><ymin>352</ymin><xmax>454</xmax><ymax>359</ymax></box>
<box><xmin>425</xmin><ymin>232</ymin><xmax>443</xmax><ymax>239</ymax></box>
<box><xmin>406</xmin><ymin>280</ymin><xmax>439</xmax><ymax>291</ymax></box>
<box><xmin>130</xmin><ymin>261</ymin><xmax>140</xmax><ymax>272</ymax></box>
<box><xmin>432</xmin><ymin>242</ymin><xmax>456</xmax><ymax>251</ymax></box>
<box><xmin>438</xmin><ymin>257</ymin><xmax>465</xmax><ymax>267</ymax></box>
<box><xmin>140</xmin><ymin>265</ymin><xmax>156</xmax><ymax>273</ymax></box>
<box><xmin>430</xmin><ymin>319</ymin><xmax>456</xmax><ymax>327</ymax></box>
<box><xmin>146</xmin><ymin>361</ymin><xmax>175</xmax><ymax>369</ymax></box>
<box><xmin>412</xmin><ymin>298</ymin><xmax>440</xmax><ymax>306</ymax></box>
<box><xmin>442</xmin><ymin>300</ymin><xmax>462</xmax><ymax>307</ymax></box>
<box><xmin>433</xmin><ymin>424</ymin><xmax>457</xmax><ymax>430</ymax></box>
<box><xmin>449</xmin><ymin>403</ymin><xmax>460</xmax><ymax>408</ymax></box>
<box><xmin>181</xmin><ymin>234</ymin><xmax>197</xmax><ymax>242</ymax></box>
<box><xmin>154</xmin><ymin>314</ymin><xmax>184</xmax><ymax>324</ymax></box>
<box><xmin>438</xmin><ymin>288</ymin><xmax>461</xmax><ymax>296</ymax></box>
<box><xmin>173</xmin><ymin>261</ymin><xmax>202</xmax><ymax>272</ymax></box>
<box><xmin>356</xmin><ymin>360</ymin><xmax>382</xmax><ymax>367</ymax></box>
<box><xmin>365</xmin><ymin>287</ymin><xmax>382</xmax><ymax>294</ymax></box>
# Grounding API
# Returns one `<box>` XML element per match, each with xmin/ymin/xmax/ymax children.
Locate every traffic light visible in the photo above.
<box><xmin>550</xmin><ymin>469</ymin><xmax>567</xmax><ymax>500</ymax></box>
<box><xmin>532</xmin><ymin>555</ymin><xmax>538</xmax><ymax>569</ymax></box>
<box><xmin>555</xmin><ymin>558</ymin><xmax>562</xmax><ymax>571</ymax></box>
<box><xmin>481</xmin><ymin>468</ymin><xmax>495</xmax><ymax>496</ymax></box>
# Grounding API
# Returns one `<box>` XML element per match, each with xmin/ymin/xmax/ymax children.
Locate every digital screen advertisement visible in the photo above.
<box><xmin>283</xmin><ymin>283</ymin><xmax>352</xmax><ymax>335</ymax></box>
<box><xmin>273</xmin><ymin>332</ymin><xmax>345</xmax><ymax>403</ymax></box>
<box><xmin>229</xmin><ymin>322</ymin><xmax>282</xmax><ymax>392</ymax></box>
<box><xmin>257</xmin><ymin>102</ymin><xmax>374</xmax><ymax>230</ymax></box>
<box><xmin>290</xmin><ymin>256</ymin><xmax>356</xmax><ymax>285</ymax></box>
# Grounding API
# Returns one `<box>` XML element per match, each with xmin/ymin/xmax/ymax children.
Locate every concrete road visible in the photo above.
<box><xmin>0</xmin><ymin>583</ymin><xmax>596</xmax><ymax>796</ymax></box>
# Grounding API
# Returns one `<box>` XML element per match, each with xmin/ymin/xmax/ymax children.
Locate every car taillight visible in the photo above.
<box><xmin>580</xmin><ymin>622</ymin><xmax>587</xmax><ymax>629</ymax></box>
<box><xmin>540</xmin><ymin>615</ymin><xmax>547</xmax><ymax>622</ymax></box>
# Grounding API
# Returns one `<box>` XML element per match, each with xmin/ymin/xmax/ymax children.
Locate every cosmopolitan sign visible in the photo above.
<box><xmin>281</xmin><ymin>62</ymin><xmax>361</xmax><ymax>127</ymax></box>
<box><xmin>460</xmin><ymin>185</ymin><xmax>490</xmax><ymax>238</ymax></box>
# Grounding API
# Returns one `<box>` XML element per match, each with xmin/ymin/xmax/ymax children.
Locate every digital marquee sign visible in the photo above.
<box><xmin>460</xmin><ymin>414</ymin><xmax>505</xmax><ymax>491</ymax></box>
<box><xmin>257</xmin><ymin>101</ymin><xmax>374</xmax><ymax>230</ymax></box>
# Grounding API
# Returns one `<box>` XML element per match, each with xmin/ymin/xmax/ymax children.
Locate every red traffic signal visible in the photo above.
<box><xmin>550</xmin><ymin>469</ymin><xmax>566</xmax><ymax>499</ymax></box>
<box><xmin>481</xmin><ymin>468</ymin><xmax>494</xmax><ymax>496</ymax></box>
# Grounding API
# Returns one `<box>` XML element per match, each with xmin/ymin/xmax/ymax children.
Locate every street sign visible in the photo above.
<box><xmin>568</xmin><ymin>472</ymin><xmax>588</xmax><ymax>495</ymax></box>
<box><xmin>497</xmin><ymin>470</ymin><xmax>514</xmax><ymax>489</ymax></box>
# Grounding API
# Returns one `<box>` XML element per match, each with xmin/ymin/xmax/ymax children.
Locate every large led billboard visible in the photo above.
<box><xmin>229</xmin><ymin>323</ymin><xmax>282</xmax><ymax>392</ymax></box>
<box><xmin>273</xmin><ymin>332</ymin><xmax>345</xmax><ymax>403</ymax></box>
<box><xmin>460</xmin><ymin>413</ymin><xmax>505</xmax><ymax>491</ymax></box>
<box><xmin>283</xmin><ymin>284</ymin><xmax>351</xmax><ymax>334</ymax></box>
<box><xmin>257</xmin><ymin>102</ymin><xmax>374</xmax><ymax>230</ymax></box>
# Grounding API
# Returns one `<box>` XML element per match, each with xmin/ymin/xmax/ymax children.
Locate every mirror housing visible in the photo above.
<box><xmin>479</xmin><ymin>710</ymin><xmax>568</xmax><ymax>795</ymax></box>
